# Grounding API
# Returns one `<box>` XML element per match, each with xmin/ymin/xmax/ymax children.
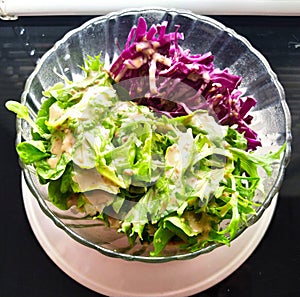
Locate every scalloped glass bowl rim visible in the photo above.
<box><xmin>18</xmin><ymin>7</ymin><xmax>292</xmax><ymax>263</ymax></box>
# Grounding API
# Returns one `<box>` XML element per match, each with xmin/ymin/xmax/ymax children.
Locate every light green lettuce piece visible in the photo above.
<box><xmin>16</xmin><ymin>141</ymin><xmax>50</xmax><ymax>164</ymax></box>
<box><xmin>5</xmin><ymin>101</ymin><xmax>50</xmax><ymax>139</ymax></box>
<box><xmin>35</xmin><ymin>152</ymin><xmax>71</xmax><ymax>180</ymax></box>
<box><xmin>46</xmin><ymin>85</ymin><xmax>118</xmax><ymax>129</ymax></box>
<box><xmin>121</xmin><ymin>178</ymin><xmax>171</xmax><ymax>239</ymax></box>
<box><xmin>72</xmin><ymin>167</ymin><xmax>119</xmax><ymax>195</ymax></box>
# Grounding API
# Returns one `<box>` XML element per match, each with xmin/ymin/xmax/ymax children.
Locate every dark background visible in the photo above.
<box><xmin>0</xmin><ymin>15</ymin><xmax>299</xmax><ymax>297</ymax></box>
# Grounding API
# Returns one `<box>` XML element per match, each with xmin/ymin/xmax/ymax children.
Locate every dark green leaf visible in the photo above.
<box><xmin>33</xmin><ymin>97</ymin><xmax>56</xmax><ymax>139</ymax></box>
<box><xmin>151</xmin><ymin>226</ymin><xmax>174</xmax><ymax>256</ymax></box>
<box><xmin>48</xmin><ymin>178</ymin><xmax>70</xmax><ymax>210</ymax></box>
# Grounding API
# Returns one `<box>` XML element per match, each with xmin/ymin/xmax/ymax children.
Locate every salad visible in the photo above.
<box><xmin>6</xmin><ymin>17</ymin><xmax>285</xmax><ymax>256</ymax></box>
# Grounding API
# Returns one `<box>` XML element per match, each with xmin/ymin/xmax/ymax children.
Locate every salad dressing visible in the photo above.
<box><xmin>48</xmin><ymin>129</ymin><xmax>75</xmax><ymax>169</ymax></box>
<box><xmin>48</xmin><ymin>137</ymin><xmax>62</xmax><ymax>168</ymax></box>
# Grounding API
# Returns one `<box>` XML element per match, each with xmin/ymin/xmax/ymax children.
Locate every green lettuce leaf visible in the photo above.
<box><xmin>16</xmin><ymin>141</ymin><xmax>50</xmax><ymax>164</ymax></box>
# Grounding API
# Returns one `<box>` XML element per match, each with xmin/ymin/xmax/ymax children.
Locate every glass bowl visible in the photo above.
<box><xmin>17</xmin><ymin>7</ymin><xmax>291</xmax><ymax>262</ymax></box>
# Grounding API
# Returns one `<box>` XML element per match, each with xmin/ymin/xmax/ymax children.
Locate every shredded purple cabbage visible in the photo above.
<box><xmin>109</xmin><ymin>17</ymin><xmax>261</xmax><ymax>150</ymax></box>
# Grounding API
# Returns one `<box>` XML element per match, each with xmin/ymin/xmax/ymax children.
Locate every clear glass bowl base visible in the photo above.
<box><xmin>22</xmin><ymin>175</ymin><xmax>278</xmax><ymax>296</ymax></box>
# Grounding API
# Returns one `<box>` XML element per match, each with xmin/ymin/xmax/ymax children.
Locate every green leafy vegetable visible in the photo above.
<box><xmin>6</xmin><ymin>55</ymin><xmax>285</xmax><ymax>256</ymax></box>
<box><xmin>16</xmin><ymin>141</ymin><xmax>50</xmax><ymax>164</ymax></box>
<box><xmin>5</xmin><ymin>101</ymin><xmax>50</xmax><ymax>139</ymax></box>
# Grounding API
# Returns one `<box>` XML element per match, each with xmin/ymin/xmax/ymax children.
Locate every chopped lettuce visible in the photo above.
<box><xmin>6</xmin><ymin>34</ymin><xmax>285</xmax><ymax>257</ymax></box>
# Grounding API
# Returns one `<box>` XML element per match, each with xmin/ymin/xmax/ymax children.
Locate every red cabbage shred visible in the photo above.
<box><xmin>109</xmin><ymin>17</ymin><xmax>261</xmax><ymax>150</ymax></box>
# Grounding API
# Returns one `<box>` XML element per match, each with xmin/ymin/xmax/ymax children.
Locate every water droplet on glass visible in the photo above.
<box><xmin>29</xmin><ymin>49</ymin><xmax>35</xmax><ymax>56</ymax></box>
<box><xmin>64</xmin><ymin>54</ymin><xmax>71</xmax><ymax>61</ymax></box>
<box><xmin>25</xmin><ymin>42</ymin><xmax>30</xmax><ymax>47</ymax></box>
<box><xmin>19</xmin><ymin>27</ymin><xmax>26</xmax><ymax>36</ymax></box>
